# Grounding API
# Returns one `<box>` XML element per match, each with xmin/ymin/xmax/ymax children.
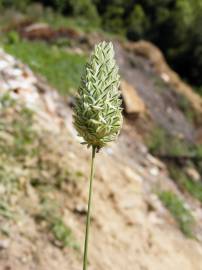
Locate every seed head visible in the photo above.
<box><xmin>73</xmin><ymin>41</ymin><xmax>122</xmax><ymax>150</ymax></box>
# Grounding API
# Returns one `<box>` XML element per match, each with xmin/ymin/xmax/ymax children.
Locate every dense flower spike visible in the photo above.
<box><xmin>73</xmin><ymin>41</ymin><xmax>122</xmax><ymax>150</ymax></box>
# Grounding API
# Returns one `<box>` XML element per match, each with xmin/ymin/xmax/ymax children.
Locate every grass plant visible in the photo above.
<box><xmin>73</xmin><ymin>41</ymin><xmax>122</xmax><ymax>270</ymax></box>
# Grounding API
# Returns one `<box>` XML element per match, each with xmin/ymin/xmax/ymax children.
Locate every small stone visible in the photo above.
<box><xmin>160</xmin><ymin>73</ymin><xmax>170</xmax><ymax>82</ymax></box>
<box><xmin>149</xmin><ymin>167</ymin><xmax>159</xmax><ymax>176</ymax></box>
<box><xmin>146</xmin><ymin>154</ymin><xmax>165</xmax><ymax>170</ymax></box>
<box><xmin>105</xmin><ymin>147</ymin><xmax>113</xmax><ymax>155</ymax></box>
<box><xmin>0</xmin><ymin>239</ymin><xmax>10</xmax><ymax>250</ymax></box>
<box><xmin>0</xmin><ymin>60</ymin><xmax>10</xmax><ymax>70</ymax></box>
<box><xmin>185</xmin><ymin>167</ymin><xmax>201</xmax><ymax>182</ymax></box>
<box><xmin>124</xmin><ymin>167</ymin><xmax>143</xmax><ymax>185</ymax></box>
<box><xmin>147</xmin><ymin>194</ymin><xmax>166</xmax><ymax>214</ymax></box>
<box><xmin>148</xmin><ymin>212</ymin><xmax>164</xmax><ymax>225</ymax></box>
<box><xmin>73</xmin><ymin>204</ymin><xmax>87</xmax><ymax>215</ymax></box>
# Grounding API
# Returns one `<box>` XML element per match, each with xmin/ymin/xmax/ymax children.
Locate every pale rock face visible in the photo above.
<box><xmin>0</xmin><ymin>48</ymin><xmax>38</xmax><ymax>108</ymax></box>
<box><xmin>120</xmin><ymin>80</ymin><xmax>146</xmax><ymax>116</ymax></box>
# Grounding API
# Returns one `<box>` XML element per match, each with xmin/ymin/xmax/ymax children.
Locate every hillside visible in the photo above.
<box><xmin>0</xmin><ymin>20</ymin><xmax>202</xmax><ymax>270</ymax></box>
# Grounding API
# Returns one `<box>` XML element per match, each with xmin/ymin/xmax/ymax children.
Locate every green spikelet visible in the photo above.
<box><xmin>73</xmin><ymin>41</ymin><xmax>122</xmax><ymax>150</ymax></box>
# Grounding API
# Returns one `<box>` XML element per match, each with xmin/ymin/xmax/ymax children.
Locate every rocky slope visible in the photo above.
<box><xmin>0</xmin><ymin>40</ymin><xmax>202</xmax><ymax>270</ymax></box>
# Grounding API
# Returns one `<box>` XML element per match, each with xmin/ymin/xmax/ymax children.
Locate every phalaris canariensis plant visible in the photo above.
<box><xmin>73</xmin><ymin>41</ymin><xmax>122</xmax><ymax>151</ymax></box>
<box><xmin>73</xmin><ymin>41</ymin><xmax>122</xmax><ymax>270</ymax></box>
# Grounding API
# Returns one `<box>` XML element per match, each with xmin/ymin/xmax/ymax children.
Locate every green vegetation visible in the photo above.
<box><xmin>0</xmin><ymin>94</ymin><xmax>36</xmax><ymax>199</ymax></box>
<box><xmin>0</xmin><ymin>201</ymin><xmax>14</xmax><ymax>219</ymax></box>
<box><xmin>0</xmin><ymin>0</ymin><xmax>100</xmax><ymax>31</ymax></box>
<box><xmin>3</xmin><ymin>39</ymin><xmax>86</xmax><ymax>95</ymax></box>
<box><xmin>169</xmin><ymin>165</ymin><xmax>202</xmax><ymax>203</ymax></box>
<box><xmin>95</xmin><ymin>0</ymin><xmax>202</xmax><ymax>90</ymax></box>
<box><xmin>38</xmin><ymin>197</ymin><xmax>79</xmax><ymax>249</ymax></box>
<box><xmin>153</xmin><ymin>77</ymin><xmax>167</xmax><ymax>92</ymax></box>
<box><xmin>147</xmin><ymin>125</ymin><xmax>202</xmax><ymax>204</ymax></box>
<box><xmin>158</xmin><ymin>191</ymin><xmax>195</xmax><ymax>238</ymax></box>
<box><xmin>0</xmin><ymin>93</ymin><xmax>79</xmax><ymax>247</ymax></box>
<box><xmin>147</xmin><ymin>127</ymin><xmax>190</xmax><ymax>156</ymax></box>
<box><xmin>42</xmin><ymin>0</ymin><xmax>100</xmax><ymax>27</ymax></box>
<box><xmin>0</xmin><ymin>93</ymin><xmax>37</xmax><ymax>236</ymax></box>
<box><xmin>42</xmin><ymin>12</ymin><xmax>98</xmax><ymax>33</ymax></box>
<box><xmin>177</xmin><ymin>95</ymin><xmax>199</xmax><ymax>123</ymax></box>
<box><xmin>147</xmin><ymin>127</ymin><xmax>166</xmax><ymax>155</ymax></box>
<box><xmin>193</xmin><ymin>145</ymin><xmax>202</xmax><ymax>175</ymax></box>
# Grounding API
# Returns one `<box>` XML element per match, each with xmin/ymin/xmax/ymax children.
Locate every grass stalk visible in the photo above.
<box><xmin>83</xmin><ymin>146</ymin><xmax>96</xmax><ymax>270</ymax></box>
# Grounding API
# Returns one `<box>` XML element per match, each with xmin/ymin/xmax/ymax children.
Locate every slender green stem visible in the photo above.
<box><xmin>83</xmin><ymin>146</ymin><xmax>96</xmax><ymax>270</ymax></box>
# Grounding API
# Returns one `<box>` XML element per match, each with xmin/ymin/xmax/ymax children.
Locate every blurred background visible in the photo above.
<box><xmin>0</xmin><ymin>1</ymin><xmax>202</xmax><ymax>270</ymax></box>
